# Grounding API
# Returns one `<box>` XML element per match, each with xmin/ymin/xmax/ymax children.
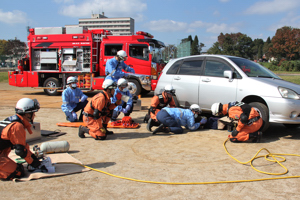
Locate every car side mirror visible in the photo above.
<box><xmin>224</xmin><ymin>70</ymin><xmax>233</xmax><ymax>82</ymax></box>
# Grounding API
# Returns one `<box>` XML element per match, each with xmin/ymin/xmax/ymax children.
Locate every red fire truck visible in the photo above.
<box><xmin>8</xmin><ymin>26</ymin><xmax>166</xmax><ymax>96</ymax></box>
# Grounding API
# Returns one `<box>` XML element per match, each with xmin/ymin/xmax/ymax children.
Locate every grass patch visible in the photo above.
<box><xmin>280</xmin><ymin>75</ymin><xmax>300</xmax><ymax>85</ymax></box>
<box><xmin>0</xmin><ymin>72</ymin><xmax>8</xmax><ymax>82</ymax></box>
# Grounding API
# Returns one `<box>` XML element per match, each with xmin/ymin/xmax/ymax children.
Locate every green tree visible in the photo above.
<box><xmin>191</xmin><ymin>35</ymin><xmax>200</xmax><ymax>55</ymax></box>
<box><xmin>269</xmin><ymin>26</ymin><xmax>300</xmax><ymax>61</ymax></box>
<box><xmin>4</xmin><ymin>39</ymin><xmax>26</xmax><ymax>60</ymax></box>
<box><xmin>252</xmin><ymin>38</ymin><xmax>264</xmax><ymax>60</ymax></box>
<box><xmin>207</xmin><ymin>42</ymin><xmax>222</xmax><ymax>54</ymax></box>
<box><xmin>0</xmin><ymin>40</ymin><xmax>8</xmax><ymax>55</ymax></box>
<box><xmin>263</xmin><ymin>37</ymin><xmax>272</xmax><ymax>60</ymax></box>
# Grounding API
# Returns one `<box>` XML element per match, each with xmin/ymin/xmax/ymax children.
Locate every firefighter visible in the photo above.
<box><xmin>0</xmin><ymin>98</ymin><xmax>42</xmax><ymax>180</ymax></box>
<box><xmin>61</xmin><ymin>76</ymin><xmax>88</xmax><ymax>122</ymax></box>
<box><xmin>146</xmin><ymin>85</ymin><xmax>176</xmax><ymax>132</ymax></box>
<box><xmin>111</xmin><ymin>78</ymin><xmax>134</xmax><ymax>121</ymax></box>
<box><xmin>105</xmin><ymin>50</ymin><xmax>135</xmax><ymax>82</ymax></box>
<box><xmin>152</xmin><ymin>104</ymin><xmax>207</xmax><ymax>135</ymax></box>
<box><xmin>211</xmin><ymin>101</ymin><xmax>263</xmax><ymax>142</ymax></box>
<box><xmin>78</xmin><ymin>79</ymin><xmax>122</xmax><ymax>140</ymax></box>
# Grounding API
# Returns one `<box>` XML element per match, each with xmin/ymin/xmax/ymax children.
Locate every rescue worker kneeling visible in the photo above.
<box><xmin>146</xmin><ymin>85</ymin><xmax>176</xmax><ymax>132</ymax></box>
<box><xmin>152</xmin><ymin>104</ymin><xmax>207</xmax><ymax>135</ymax></box>
<box><xmin>78</xmin><ymin>79</ymin><xmax>122</xmax><ymax>140</ymax></box>
<box><xmin>0</xmin><ymin>98</ymin><xmax>42</xmax><ymax>180</ymax></box>
<box><xmin>111</xmin><ymin>78</ymin><xmax>134</xmax><ymax>121</ymax></box>
<box><xmin>211</xmin><ymin>101</ymin><xmax>263</xmax><ymax>143</ymax></box>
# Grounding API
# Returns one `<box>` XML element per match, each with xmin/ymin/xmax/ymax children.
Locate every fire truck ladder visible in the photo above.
<box><xmin>92</xmin><ymin>34</ymin><xmax>101</xmax><ymax>64</ymax></box>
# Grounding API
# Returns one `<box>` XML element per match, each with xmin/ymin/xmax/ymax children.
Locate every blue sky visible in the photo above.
<box><xmin>1</xmin><ymin>0</ymin><xmax>300</xmax><ymax>51</ymax></box>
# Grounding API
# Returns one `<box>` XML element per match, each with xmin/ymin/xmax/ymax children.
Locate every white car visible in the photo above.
<box><xmin>155</xmin><ymin>55</ymin><xmax>300</xmax><ymax>131</ymax></box>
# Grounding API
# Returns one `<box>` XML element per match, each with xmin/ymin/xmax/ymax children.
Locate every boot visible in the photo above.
<box><xmin>78</xmin><ymin>125</ymin><xmax>89</xmax><ymax>138</ymax></box>
<box><xmin>103</xmin><ymin>124</ymin><xmax>114</xmax><ymax>135</ymax></box>
<box><xmin>152</xmin><ymin>124</ymin><xmax>165</xmax><ymax>135</ymax></box>
<box><xmin>147</xmin><ymin>118</ymin><xmax>154</xmax><ymax>132</ymax></box>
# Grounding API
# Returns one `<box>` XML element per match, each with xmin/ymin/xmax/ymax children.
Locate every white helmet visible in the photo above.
<box><xmin>164</xmin><ymin>85</ymin><xmax>175</xmax><ymax>94</ymax></box>
<box><xmin>190</xmin><ymin>104</ymin><xmax>201</xmax><ymax>114</ymax></box>
<box><xmin>15</xmin><ymin>98</ymin><xmax>40</xmax><ymax>115</ymax></box>
<box><xmin>211</xmin><ymin>102</ymin><xmax>222</xmax><ymax>116</ymax></box>
<box><xmin>117</xmin><ymin>50</ymin><xmax>127</xmax><ymax>61</ymax></box>
<box><xmin>117</xmin><ymin>78</ymin><xmax>128</xmax><ymax>87</ymax></box>
<box><xmin>67</xmin><ymin>76</ymin><xmax>77</xmax><ymax>84</ymax></box>
<box><xmin>102</xmin><ymin>79</ymin><xmax>117</xmax><ymax>90</ymax></box>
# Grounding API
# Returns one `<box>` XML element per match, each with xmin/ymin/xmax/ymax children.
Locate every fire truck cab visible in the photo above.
<box><xmin>8</xmin><ymin>27</ymin><xmax>166</xmax><ymax>96</ymax></box>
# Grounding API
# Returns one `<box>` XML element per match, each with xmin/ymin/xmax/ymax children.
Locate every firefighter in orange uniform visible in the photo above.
<box><xmin>0</xmin><ymin>98</ymin><xmax>41</xmax><ymax>180</ymax></box>
<box><xmin>146</xmin><ymin>85</ymin><xmax>176</xmax><ymax>132</ymax></box>
<box><xmin>211</xmin><ymin>101</ymin><xmax>263</xmax><ymax>142</ymax></box>
<box><xmin>78</xmin><ymin>79</ymin><xmax>122</xmax><ymax>140</ymax></box>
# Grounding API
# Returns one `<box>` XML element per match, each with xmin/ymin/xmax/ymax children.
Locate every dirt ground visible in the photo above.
<box><xmin>1</xmin><ymin>82</ymin><xmax>300</xmax><ymax>200</ymax></box>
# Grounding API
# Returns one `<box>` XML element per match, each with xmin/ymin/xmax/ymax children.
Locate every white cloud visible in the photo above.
<box><xmin>206</xmin><ymin>23</ymin><xmax>239</xmax><ymax>33</ymax></box>
<box><xmin>53</xmin><ymin>0</ymin><xmax>74</xmax><ymax>3</ymax></box>
<box><xmin>145</xmin><ymin>20</ymin><xmax>188</xmax><ymax>32</ymax></box>
<box><xmin>190</xmin><ymin>21</ymin><xmax>207</xmax><ymax>28</ymax></box>
<box><xmin>59</xmin><ymin>0</ymin><xmax>146</xmax><ymax>21</ymax></box>
<box><xmin>0</xmin><ymin>9</ymin><xmax>28</xmax><ymax>24</ymax></box>
<box><xmin>244</xmin><ymin>0</ymin><xmax>300</xmax><ymax>15</ymax></box>
<box><xmin>268</xmin><ymin>12</ymin><xmax>300</xmax><ymax>31</ymax></box>
<box><xmin>213</xmin><ymin>10</ymin><xmax>220</xmax><ymax>16</ymax></box>
<box><xmin>219</xmin><ymin>0</ymin><xmax>230</xmax><ymax>2</ymax></box>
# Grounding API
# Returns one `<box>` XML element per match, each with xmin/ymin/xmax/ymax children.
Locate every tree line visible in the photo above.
<box><xmin>163</xmin><ymin>26</ymin><xmax>300</xmax><ymax>71</ymax></box>
<box><xmin>0</xmin><ymin>39</ymin><xmax>26</xmax><ymax>67</ymax></box>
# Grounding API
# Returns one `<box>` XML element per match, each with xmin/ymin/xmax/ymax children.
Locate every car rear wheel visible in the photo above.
<box><xmin>248</xmin><ymin>102</ymin><xmax>270</xmax><ymax>132</ymax></box>
<box><xmin>43</xmin><ymin>77</ymin><xmax>60</xmax><ymax>96</ymax></box>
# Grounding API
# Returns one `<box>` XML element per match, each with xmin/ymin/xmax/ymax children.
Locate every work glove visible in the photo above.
<box><xmin>115</xmin><ymin>100</ymin><xmax>122</xmax><ymax>105</ymax></box>
<box><xmin>80</xmin><ymin>95</ymin><xmax>87</xmax><ymax>102</ymax></box>
<box><xmin>72</xmin><ymin>112</ymin><xmax>77</xmax><ymax>120</ymax></box>
<box><xmin>232</xmin><ymin>129</ymin><xmax>239</xmax><ymax>137</ymax></box>
<box><xmin>200</xmin><ymin>117</ymin><xmax>207</xmax><ymax>125</ymax></box>
<box><xmin>121</xmin><ymin>108</ymin><xmax>128</xmax><ymax>114</ymax></box>
<box><xmin>100</xmin><ymin>127</ymin><xmax>106</xmax><ymax>134</ymax></box>
<box><xmin>125</xmin><ymin>105</ymin><xmax>131</xmax><ymax>112</ymax></box>
<box><xmin>116</xmin><ymin>92</ymin><xmax>122</xmax><ymax>100</ymax></box>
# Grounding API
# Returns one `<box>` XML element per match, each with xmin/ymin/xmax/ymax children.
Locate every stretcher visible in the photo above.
<box><xmin>56</xmin><ymin>117</ymin><xmax>139</xmax><ymax>128</ymax></box>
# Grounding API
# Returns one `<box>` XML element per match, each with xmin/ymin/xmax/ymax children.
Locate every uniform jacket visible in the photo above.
<box><xmin>61</xmin><ymin>86</ymin><xmax>87</xmax><ymax>113</ymax></box>
<box><xmin>111</xmin><ymin>87</ymin><xmax>133</xmax><ymax>112</ymax></box>
<box><xmin>105</xmin><ymin>57</ymin><xmax>135</xmax><ymax>82</ymax></box>
<box><xmin>163</xmin><ymin>107</ymin><xmax>200</xmax><ymax>131</ymax></box>
<box><xmin>150</xmin><ymin>92</ymin><xmax>176</xmax><ymax>120</ymax></box>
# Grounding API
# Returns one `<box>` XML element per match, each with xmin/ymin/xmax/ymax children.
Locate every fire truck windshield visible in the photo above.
<box><xmin>150</xmin><ymin>44</ymin><xmax>164</xmax><ymax>63</ymax></box>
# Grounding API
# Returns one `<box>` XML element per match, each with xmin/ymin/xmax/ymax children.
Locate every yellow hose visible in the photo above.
<box><xmin>57</xmin><ymin>138</ymin><xmax>300</xmax><ymax>185</ymax></box>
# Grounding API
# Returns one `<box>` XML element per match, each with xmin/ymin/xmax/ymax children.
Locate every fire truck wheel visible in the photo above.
<box><xmin>43</xmin><ymin>77</ymin><xmax>60</xmax><ymax>96</ymax></box>
<box><xmin>128</xmin><ymin>79</ymin><xmax>141</xmax><ymax>96</ymax></box>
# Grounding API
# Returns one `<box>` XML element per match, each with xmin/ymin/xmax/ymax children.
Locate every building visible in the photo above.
<box><xmin>66</xmin><ymin>13</ymin><xmax>134</xmax><ymax>36</ymax></box>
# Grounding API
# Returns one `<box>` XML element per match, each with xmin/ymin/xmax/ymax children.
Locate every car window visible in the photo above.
<box><xmin>166</xmin><ymin>60</ymin><xmax>182</xmax><ymax>74</ymax></box>
<box><xmin>204</xmin><ymin>60</ymin><xmax>232</xmax><ymax>77</ymax></box>
<box><xmin>178</xmin><ymin>60</ymin><xmax>203</xmax><ymax>75</ymax></box>
<box><xmin>104</xmin><ymin>44</ymin><xmax>123</xmax><ymax>56</ymax></box>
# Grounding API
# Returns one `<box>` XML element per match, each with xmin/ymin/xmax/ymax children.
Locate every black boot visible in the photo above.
<box><xmin>147</xmin><ymin>118</ymin><xmax>154</xmax><ymax>132</ymax></box>
<box><xmin>152</xmin><ymin>124</ymin><xmax>165</xmax><ymax>135</ymax></box>
<box><xmin>78</xmin><ymin>125</ymin><xmax>89</xmax><ymax>138</ymax></box>
<box><xmin>103</xmin><ymin>124</ymin><xmax>114</xmax><ymax>135</ymax></box>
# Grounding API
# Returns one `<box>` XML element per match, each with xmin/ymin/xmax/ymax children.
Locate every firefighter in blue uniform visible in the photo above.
<box><xmin>111</xmin><ymin>78</ymin><xmax>134</xmax><ymax>121</ymax></box>
<box><xmin>61</xmin><ymin>76</ymin><xmax>88</xmax><ymax>122</ymax></box>
<box><xmin>105</xmin><ymin>50</ymin><xmax>135</xmax><ymax>82</ymax></box>
<box><xmin>152</xmin><ymin>104</ymin><xmax>207</xmax><ymax>134</ymax></box>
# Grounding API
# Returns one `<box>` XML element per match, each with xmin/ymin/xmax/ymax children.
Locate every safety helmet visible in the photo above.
<box><xmin>117</xmin><ymin>78</ymin><xmax>128</xmax><ymax>87</ymax></box>
<box><xmin>15</xmin><ymin>98</ymin><xmax>40</xmax><ymax>115</ymax></box>
<box><xmin>102</xmin><ymin>79</ymin><xmax>117</xmax><ymax>90</ymax></box>
<box><xmin>164</xmin><ymin>85</ymin><xmax>175</xmax><ymax>95</ymax></box>
<box><xmin>67</xmin><ymin>76</ymin><xmax>77</xmax><ymax>84</ymax></box>
<box><xmin>189</xmin><ymin>104</ymin><xmax>202</xmax><ymax>114</ymax></box>
<box><xmin>117</xmin><ymin>50</ymin><xmax>128</xmax><ymax>61</ymax></box>
<box><xmin>211</xmin><ymin>102</ymin><xmax>222</xmax><ymax>116</ymax></box>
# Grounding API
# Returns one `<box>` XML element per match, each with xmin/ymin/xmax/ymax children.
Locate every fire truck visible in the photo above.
<box><xmin>8</xmin><ymin>26</ymin><xmax>166</xmax><ymax>96</ymax></box>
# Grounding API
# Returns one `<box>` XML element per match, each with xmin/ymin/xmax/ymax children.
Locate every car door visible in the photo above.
<box><xmin>171</xmin><ymin>57</ymin><xmax>204</xmax><ymax>107</ymax></box>
<box><xmin>199</xmin><ymin>57</ymin><xmax>238</xmax><ymax>111</ymax></box>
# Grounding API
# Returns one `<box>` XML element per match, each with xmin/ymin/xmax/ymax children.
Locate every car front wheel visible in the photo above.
<box><xmin>248</xmin><ymin>102</ymin><xmax>270</xmax><ymax>132</ymax></box>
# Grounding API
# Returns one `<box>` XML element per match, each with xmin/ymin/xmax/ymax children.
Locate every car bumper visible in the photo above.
<box><xmin>266</xmin><ymin>97</ymin><xmax>300</xmax><ymax>124</ymax></box>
